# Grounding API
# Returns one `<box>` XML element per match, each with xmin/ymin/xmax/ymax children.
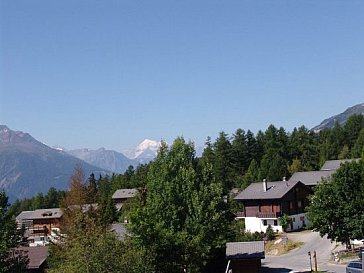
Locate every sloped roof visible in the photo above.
<box><xmin>226</xmin><ymin>241</ymin><xmax>265</xmax><ymax>260</ymax></box>
<box><xmin>17</xmin><ymin>246</ymin><xmax>48</xmax><ymax>269</ymax></box>
<box><xmin>289</xmin><ymin>170</ymin><xmax>335</xmax><ymax>186</ymax></box>
<box><xmin>112</xmin><ymin>189</ymin><xmax>137</xmax><ymax>199</ymax></box>
<box><xmin>16</xmin><ymin>211</ymin><xmax>34</xmax><ymax>223</ymax></box>
<box><xmin>234</xmin><ymin>181</ymin><xmax>301</xmax><ymax>200</ymax></box>
<box><xmin>321</xmin><ymin>158</ymin><xmax>360</xmax><ymax>171</ymax></box>
<box><xmin>17</xmin><ymin>208</ymin><xmax>63</xmax><ymax>220</ymax></box>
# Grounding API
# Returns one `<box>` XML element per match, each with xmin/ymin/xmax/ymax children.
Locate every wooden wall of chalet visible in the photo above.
<box><xmin>229</xmin><ymin>259</ymin><xmax>262</xmax><ymax>273</ymax></box>
<box><xmin>32</xmin><ymin>218</ymin><xmax>62</xmax><ymax>235</ymax></box>
<box><xmin>280</xmin><ymin>183</ymin><xmax>311</xmax><ymax>215</ymax></box>
<box><xmin>242</xmin><ymin>182</ymin><xmax>312</xmax><ymax>217</ymax></box>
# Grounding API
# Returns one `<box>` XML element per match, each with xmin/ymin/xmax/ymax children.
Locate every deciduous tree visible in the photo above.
<box><xmin>307</xmin><ymin>161</ymin><xmax>364</xmax><ymax>248</ymax></box>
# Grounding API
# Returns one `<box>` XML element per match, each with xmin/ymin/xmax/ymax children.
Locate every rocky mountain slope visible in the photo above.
<box><xmin>0</xmin><ymin>125</ymin><xmax>106</xmax><ymax>201</ymax></box>
<box><xmin>312</xmin><ymin>103</ymin><xmax>364</xmax><ymax>132</ymax></box>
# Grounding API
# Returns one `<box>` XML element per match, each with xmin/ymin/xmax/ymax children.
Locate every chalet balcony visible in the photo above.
<box><xmin>235</xmin><ymin>211</ymin><xmax>281</xmax><ymax>218</ymax></box>
<box><xmin>256</xmin><ymin>212</ymin><xmax>281</xmax><ymax>219</ymax></box>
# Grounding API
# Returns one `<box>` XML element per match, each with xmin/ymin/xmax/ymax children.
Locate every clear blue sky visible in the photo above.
<box><xmin>1</xmin><ymin>0</ymin><xmax>364</xmax><ymax>153</ymax></box>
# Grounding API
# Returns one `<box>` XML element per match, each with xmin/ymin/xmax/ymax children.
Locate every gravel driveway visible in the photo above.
<box><xmin>261</xmin><ymin>231</ymin><xmax>346</xmax><ymax>273</ymax></box>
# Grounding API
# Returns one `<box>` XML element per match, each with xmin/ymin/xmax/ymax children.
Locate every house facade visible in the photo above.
<box><xmin>16</xmin><ymin>208</ymin><xmax>63</xmax><ymax>246</ymax></box>
<box><xmin>112</xmin><ymin>188</ymin><xmax>137</xmax><ymax>211</ymax></box>
<box><xmin>234</xmin><ymin>180</ymin><xmax>312</xmax><ymax>233</ymax></box>
<box><xmin>225</xmin><ymin>241</ymin><xmax>265</xmax><ymax>273</ymax></box>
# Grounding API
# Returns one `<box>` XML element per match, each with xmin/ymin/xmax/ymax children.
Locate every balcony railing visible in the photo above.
<box><xmin>235</xmin><ymin>211</ymin><xmax>281</xmax><ymax>218</ymax></box>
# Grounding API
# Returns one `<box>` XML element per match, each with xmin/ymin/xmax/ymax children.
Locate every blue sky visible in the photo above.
<box><xmin>1</xmin><ymin>0</ymin><xmax>364</xmax><ymax>153</ymax></box>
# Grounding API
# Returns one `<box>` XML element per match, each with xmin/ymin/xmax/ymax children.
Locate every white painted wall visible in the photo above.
<box><xmin>242</xmin><ymin>213</ymin><xmax>309</xmax><ymax>233</ymax></box>
<box><xmin>244</xmin><ymin>217</ymin><xmax>283</xmax><ymax>233</ymax></box>
<box><xmin>286</xmin><ymin>213</ymin><xmax>309</xmax><ymax>231</ymax></box>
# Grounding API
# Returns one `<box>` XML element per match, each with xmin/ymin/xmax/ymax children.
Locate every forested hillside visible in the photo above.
<box><xmin>9</xmin><ymin>114</ymin><xmax>364</xmax><ymax>216</ymax></box>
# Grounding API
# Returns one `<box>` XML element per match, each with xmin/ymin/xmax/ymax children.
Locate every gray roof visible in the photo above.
<box><xmin>234</xmin><ymin>180</ymin><xmax>301</xmax><ymax>200</ymax></box>
<box><xmin>17</xmin><ymin>246</ymin><xmax>48</xmax><ymax>269</ymax></box>
<box><xmin>16</xmin><ymin>211</ymin><xmax>34</xmax><ymax>223</ymax></box>
<box><xmin>321</xmin><ymin>159</ymin><xmax>360</xmax><ymax>171</ymax></box>
<box><xmin>17</xmin><ymin>208</ymin><xmax>63</xmax><ymax>220</ymax></box>
<box><xmin>226</xmin><ymin>241</ymin><xmax>265</xmax><ymax>260</ymax></box>
<box><xmin>112</xmin><ymin>189</ymin><xmax>137</xmax><ymax>199</ymax></box>
<box><xmin>289</xmin><ymin>170</ymin><xmax>335</xmax><ymax>186</ymax></box>
<box><xmin>109</xmin><ymin>223</ymin><xmax>130</xmax><ymax>241</ymax></box>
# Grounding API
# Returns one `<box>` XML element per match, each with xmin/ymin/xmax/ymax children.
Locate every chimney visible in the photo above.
<box><xmin>283</xmin><ymin>177</ymin><xmax>286</xmax><ymax>182</ymax></box>
<box><xmin>263</xmin><ymin>179</ymin><xmax>267</xmax><ymax>192</ymax></box>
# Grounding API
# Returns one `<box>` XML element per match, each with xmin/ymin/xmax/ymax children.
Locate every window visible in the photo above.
<box><xmin>274</xmin><ymin>220</ymin><xmax>278</xmax><ymax>226</ymax></box>
<box><xmin>263</xmin><ymin>220</ymin><xmax>267</xmax><ymax>226</ymax></box>
<box><xmin>297</xmin><ymin>200</ymin><xmax>302</xmax><ymax>208</ymax></box>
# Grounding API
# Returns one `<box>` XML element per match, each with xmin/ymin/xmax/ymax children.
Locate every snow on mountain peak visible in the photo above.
<box><xmin>134</xmin><ymin>139</ymin><xmax>161</xmax><ymax>159</ymax></box>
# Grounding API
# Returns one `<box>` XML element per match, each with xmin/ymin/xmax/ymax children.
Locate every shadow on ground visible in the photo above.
<box><xmin>261</xmin><ymin>266</ymin><xmax>293</xmax><ymax>272</ymax></box>
<box><xmin>262</xmin><ymin>268</ymin><xmax>326</xmax><ymax>273</ymax></box>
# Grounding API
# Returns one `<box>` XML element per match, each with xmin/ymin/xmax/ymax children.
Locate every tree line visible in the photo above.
<box><xmin>9</xmin><ymin>114</ymin><xmax>364</xmax><ymax>217</ymax></box>
<box><xmin>2</xmin><ymin>114</ymin><xmax>364</xmax><ymax>272</ymax></box>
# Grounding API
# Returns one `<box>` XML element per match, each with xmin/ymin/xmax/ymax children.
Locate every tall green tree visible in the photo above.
<box><xmin>213</xmin><ymin>132</ymin><xmax>234</xmax><ymax>191</ymax></box>
<box><xmin>0</xmin><ymin>191</ymin><xmax>28</xmax><ymax>273</ymax></box>
<box><xmin>241</xmin><ymin>159</ymin><xmax>260</xmax><ymax>189</ymax></box>
<box><xmin>129</xmin><ymin>138</ymin><xmax>228</xmax><ymax>273</ymax></box>
<box><xmin>49</xmin><ymin>167</ymin><xmax>150</xmax><ymax>273</ymax></box>
<box><xmin>343</xmin><ymin>114</ymin><xmax>364</xmax><ymax>149</ymax></box>
<box><xmin>231</xmin><ymin>129</ymin><xmax>248</xmax><ymax>176</ymax></box>
<box><xmin>352</xmin><ymin>128</ymin><xmax>364</xmax><ymax>158</ymax></box>
<box><xmin>307</xmin><ymin>161</ymin><xmax>364</xmax><ymax>248</ymax></box>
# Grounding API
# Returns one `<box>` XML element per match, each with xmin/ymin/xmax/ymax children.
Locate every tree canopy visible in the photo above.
<box><xmin>129</xmin><ymin>138</ymin><xmax>229</xmax><ymax>273</ymax></box>
<box><xmin>307</xmin><ymin>160</ymin><xmax>364</xmax><ymax>248</ymax></box>
<box><xmin>0</xmin><ymin>191</ymin><xmax>28</xmax><ymax>273</ymax></box>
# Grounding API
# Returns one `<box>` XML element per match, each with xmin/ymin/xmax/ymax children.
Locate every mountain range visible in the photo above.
<box><xmin>66</xmin><ymin>139</ymin><xmax>161</xmax><ymax>173</ymax></box>
<box><xmin>1</xmin><ymin>102</ymin><xmax>363</xmax><ymax>201</ymax></box>
<box><xmin>0</xmin><ymin>125</ymin><xmax>107</xmax><ymax>201</ymax></box>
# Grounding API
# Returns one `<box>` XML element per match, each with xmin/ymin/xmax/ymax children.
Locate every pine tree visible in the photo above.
<box><xmin>0</xmin><ymin>191</ymin><xmax>28</xmax><ymax>273</ymax></box>
<box><xmin>129</xmin><ymin>138</ymin><xmax>229</xmax><ymax>273</ymax></box>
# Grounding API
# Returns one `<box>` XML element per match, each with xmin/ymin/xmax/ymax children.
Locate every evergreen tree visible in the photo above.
<box><xmin>241</xmin><ymin>159</ymin><xmax>260</xmax><ymax>189</ymax></box>
<box><xmin>213</xmin><ymin>132</ymin><xmax>234</xmax><ymax>191</ymax></box>
<box><xmin>0</xmin><ymin>191</ymin><xmax>28</xmax><ymax>273</ymax></box>
<box><xmin>87</xmin><ymin>173</ymin><xmax>98</xmax><ymax>204</ymax></box>
<box><xmin>231</xmin><ymin>129</ymin><xmax>248</xmax><ymax>176</ymax></box>
<box><xmin>129</xmin><ymin>138</ymin><xmax>229</xmax><ymax>273</ymax></box>
<box><xmin>343</xmin><ymin>114</ymin><xmax>364</xmax><ymax>149</ymax></box>
<box><xmin>352</xmin><ymin>128</ymin><xmax>364</xmax><ymax>158</ymax></box>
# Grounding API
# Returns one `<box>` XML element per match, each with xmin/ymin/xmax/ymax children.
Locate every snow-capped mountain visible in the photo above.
<box><xmin>134</xmin><ymin>139</ymin><xmax>161</xmax><ymax>164</ymax></box>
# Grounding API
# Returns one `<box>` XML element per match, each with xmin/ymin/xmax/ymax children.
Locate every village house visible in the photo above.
<box><xmin>234</xmin><ymin>179</ymin><xmax>312</xmax><ymax>233</ymax></box>
<box><xmin>225</xmin><ymin>241</ymin><xmax>265</xmax><ymax>273</ymax></box>
<box><xmin>112</xmin><ymin>188</ymin><xmax>137</xmax><ymax>211</ymax></box>
<box><xmin>289</xmin><ymin>158</ymin><xmax>360</xmax><ymax>188</ymax></box>
<box><xmin>16</xmin><ymin>208</ymin><xmax>63</xmax><ymax>247</ymax></box>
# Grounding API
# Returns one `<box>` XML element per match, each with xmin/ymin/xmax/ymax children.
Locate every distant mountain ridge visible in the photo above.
<box><xmin>0</xmin><ymin>125</ymin><xmax>107</xmax><ymax>201</ymax></box>
<box><xmin>312</xmin><ymin>103</ymin><xmax>364</xmax><ymax>132</ymax></box>
<box><xmin>67</xmin><ymin>147</ymin><xmax>137</xmax><ymax>173</ymax></box>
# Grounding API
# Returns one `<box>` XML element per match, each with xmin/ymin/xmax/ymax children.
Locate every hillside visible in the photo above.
<box><xmin>0</xmin><ymin>125</ymin><xmax>107</xmax><ymax>201</ymax></box>
<box><xmin>312</xmin><ymin>103</ymin><xmax>364</xmax><ymax>132</ymax></box>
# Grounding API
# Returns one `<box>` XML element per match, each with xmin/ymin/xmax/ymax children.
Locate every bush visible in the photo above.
<box><xmin>266</xmin><ymin>224</ymin><xmax>275</xmax><ymax>241</ymax></box>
